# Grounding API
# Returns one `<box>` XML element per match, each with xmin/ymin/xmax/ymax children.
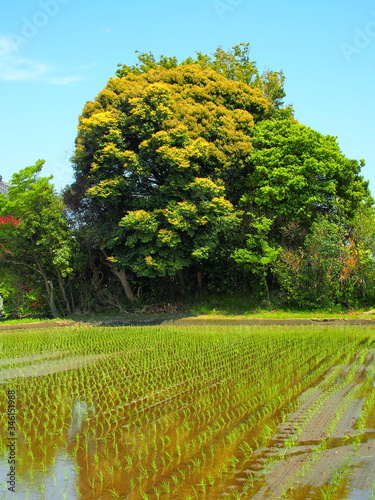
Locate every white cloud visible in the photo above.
<box><xmin>0</xmin><ymin>56</ymin><xmax>50</xmax><ymax>82</ymax></box>
<box><xmin>0</xmin><ymin>33</ymin><xmax>84</xmax><ymax>85</ymax></box>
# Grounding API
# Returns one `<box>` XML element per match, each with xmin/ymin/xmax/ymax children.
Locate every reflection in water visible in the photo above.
<box><xmin>68</xmin><ymin>400</ymin><xmax>92</xmax><ymax>442</ymax></box>
<box><xmin>0</xmin><ymin>399</ymin><xmax>95</xmax><ymax>499</ymax></box>
<box><xmin>347</xmin><ymin>487</ymin><xmax>373</xmax><ymax>500</ymax></box>
<box><xmin>1</xmin><ymin>451</ymin><xmax>78</xmax><ymax>499</ymax></box>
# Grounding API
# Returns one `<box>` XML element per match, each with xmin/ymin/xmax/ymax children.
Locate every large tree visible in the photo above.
<box><xmin>70</xmin><ymin>49</ymin><xmax>272</xmax><ymax>301</ymax></box>
<box><xmin>232</xmin><ymin>119</ymin><xmax>373</xmax><ymax>287</ymax></box>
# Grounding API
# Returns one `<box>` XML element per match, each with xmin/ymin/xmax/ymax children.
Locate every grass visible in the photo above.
<box><xmin>188</xmin><ymin>293</ymin><xmax>374</xmax><ymax>318</ymax></box>
<box><xmin>0</xmin><ymin>317</ymin><xmax>54</xmax><ymax>324</ymax></box>
<box><xmin>63</xmin><ymin>304</ymin><xmax>375</xmax><ymax>323</ymax></box>
<box><xmin>190</xmin><ymin>309</ymin><xmax>368</xmax><ymax>319</ymax></box>
<box><xmin>2</xmin><ymin>292</ymin><xmax>375</xmax><ymax>325</ymax></box>
<box><xmin>0</xmin><ymin>317</ymin><xmax>76</xmax><ymax>325</ymax></box>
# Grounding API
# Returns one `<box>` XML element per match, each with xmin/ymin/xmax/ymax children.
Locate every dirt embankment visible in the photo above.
<box><xmin>0</xmin><ymin>320</ymin><xmax>78</xmax><ymax>331</ymax></box>
<box><xmin>2</xmin><ymin>317</ymin><xmax>375</xmax><ymax>331</ymax></box>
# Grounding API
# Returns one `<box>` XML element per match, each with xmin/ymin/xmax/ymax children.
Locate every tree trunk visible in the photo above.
<box><xmin>46</xmin><ymin>280</ymin><xmax>59</xmax><ymax>318</ymax></box>
<box><xmin>177</xmin><ymin>269</ymin><xmax>185</xmax><ymax>295</ymax></box>
<box><xmin>197</xmin><ymin>270</ymin><xmax>203</xmax><ymax>289</ymax></box>
<box><xmin>262</xmin><ymin>270</ymin><xmax>271</xmax><ymax>309</ymax></box>
<box><xmin>34</xmin><ymin>258</ymin><xmax>58</xmax><ymax>318</ymax></box>
<box><xmin>101</xmin><ymin>249</ymin><xmax>136</xmax><ymax>303</ymax></box>
<box><xmin>110</xmin><ymin>267</ymin><xmax>136</xmax><ymax>303</ymax></box>
<box><xmin>56</xmin><ymin>268</ymin><xmax>71</xmax><ymax>315</ymax></box>
<box><xmin>69</xmin><ymin>282</ymin><xmax>76</xmax><ymax>313</ymax></box>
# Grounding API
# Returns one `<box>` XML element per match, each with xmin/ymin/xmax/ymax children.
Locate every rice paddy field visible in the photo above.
<box><xmin>1</xmin><ymin>324</ymin><xmax>375</xmax><ymax>499</ymax></box>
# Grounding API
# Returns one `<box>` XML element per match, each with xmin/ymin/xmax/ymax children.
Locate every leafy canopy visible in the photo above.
<box><xmin>72</xmin><ymin>49</ymin><xmax>273</xmax><ymax>278</ymax></box>
<box><xmin>116</xmin><ymin>43</ymin><xmax>287</xmax><ymax>109</ymax></box>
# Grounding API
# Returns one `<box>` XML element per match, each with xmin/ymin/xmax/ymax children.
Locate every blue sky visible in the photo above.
<box><xmin>1</xmin><ymin>0</ymin><xmax>374</xmax><ymax>197</ymax></box>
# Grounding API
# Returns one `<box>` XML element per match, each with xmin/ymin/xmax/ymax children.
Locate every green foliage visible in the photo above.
<box><xmin>274</xmin><ymin>218</ymin><xmax>342</xmax><ymax>308</ymax></box>
<box><xmin>273</xmin><ymin>214</ymin><xmax>375</xmax><ymax>309</ymax></box>
<box><xmin>117</xmin><ymin>43</ymin><xmax>287</xmax><ymax>110</ymax></box>
<box><xmin>347</xmin><ymin>205</ymin><xmax>375</xmax><ymax>303</ymax></box>
<box><xmin>232</xmin><ymin>215</ymin><xmax>281</xmax><ymax>271</ymax></box>
<box><xmin>3</xmin><ymin>160</ymin><xmax>73</xmax><ymax>274</ymax></box>
<box><xmin>116</xmin><ymin>193</ymin><xmax>240</xmax><ymax>278</ymax></box>
<box><xmin>245</xmin><ymin>119</ymin><xmax>372</xmax><ymax>230</ymax></box>
<box><xmin>232</xmin><ymin>215</ymin><xmax>281</xmax><ymax>305</ymax></box>
<box><xmin>0</xmin><ymin>161</ymin><xmax>75</xmax><ymax>317</ymax></box>
<box><xmin>62</xmin><ymin>45</ymin><xmax>374</xmax><ymax>309</ymax></box>
<box><xmin>0</xmin><ymin>265</ymin><xmax>43</xmax><ymax>317</ymax></box>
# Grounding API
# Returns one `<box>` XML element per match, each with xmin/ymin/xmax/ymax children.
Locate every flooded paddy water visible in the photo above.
<box><xmin>0</xmin><ymin>324</ymin><xmax>374</xmax><ymax>499</ymax></box>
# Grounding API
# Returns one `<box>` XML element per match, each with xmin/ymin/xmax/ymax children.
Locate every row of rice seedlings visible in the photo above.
<box><xmin>214</xmin><ymin>347</ymin><xmax>367</xmax><ymax>497</ymax></box>
<box><xmin>216</xmin><ymin>332</ymin><xmax>374</xmax><ymax>498</ymax></box>
<box><xmin>137</xmin><ymin>330</ymin><xmax>372</xmax><ymax>498</ymax></box>
<box><xmin>354</xmin><ymin>351</ymin><xmax>375</xmax><ymax>431</ymax></box>
<box><xmin>1</xmin><ymin>325</ymin><xmax>374</xmax><ymax>499</ymax></box>
<box><xmin>0</xmin><ymin>328</ymin><xmax>340</xmax><ymax>472</ymax></box>
<box><xmin>278</xmin><ymin>343</ymin><xmax>374</xmax><ymax>498</ymax></box>
<box><xmin>318</xmin><ymin>454</ymin><xmax>353</xmax><ymax>500</ymax></box>
<box><xmin>92</xmin><ymin>328</ymin><xmax>306</xmax><ymax>496</ymax></box>
<box><xmin>289</xmin><ymin>387</ymin><xmax>364</xmax><ymax>496</ymax></box>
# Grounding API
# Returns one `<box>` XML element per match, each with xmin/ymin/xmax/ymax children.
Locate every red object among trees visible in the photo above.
<box><xmin>0</xmin><ymin>216</ymin><xmax>20</xmax><ymax>227</ymax></box>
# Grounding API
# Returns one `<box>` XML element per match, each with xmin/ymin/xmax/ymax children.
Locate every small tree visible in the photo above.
<box><xmin>0</xmin><ymin>161</ymin><xmax>74</xmax><ymax>317</ymax></box>
<box><xmin>232</xmin><ymin>215</ymin><xmax>281</xmax><ymax>305</ymax></box>
<box><xmin>274</xmin><ymin>219</ymin><xmax>342</xmax><ymax>308</ymax></box>
<box><xmin>274</xmin><ymin>214</ymin><xmax>375</xmax><ymax>309</ymax></box>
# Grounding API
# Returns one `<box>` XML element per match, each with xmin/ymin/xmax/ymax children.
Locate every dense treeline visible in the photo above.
<box><xmin>1</xmin><ymin>44</ymin><xmax>375</xmax><ymax>317</ymax></box>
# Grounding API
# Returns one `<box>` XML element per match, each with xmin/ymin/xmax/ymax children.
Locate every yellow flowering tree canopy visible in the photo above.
<box><xmin>71</xmin><ymin>51</ymin><xmax>271</xmax><ymax>281</ymax></box>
